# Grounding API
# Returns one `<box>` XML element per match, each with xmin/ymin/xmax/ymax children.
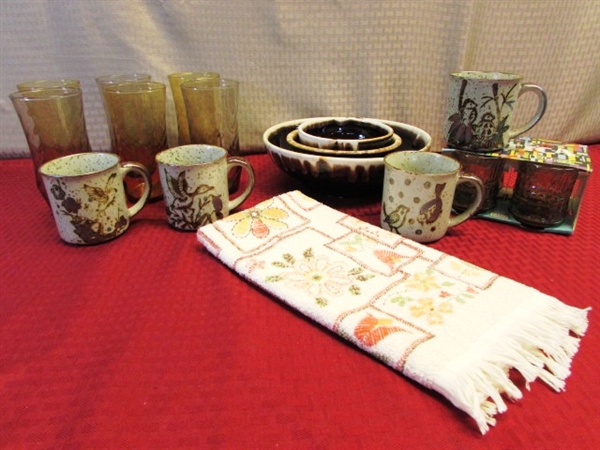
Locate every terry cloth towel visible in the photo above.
<box><xmin>196</xmin><ymin>190</ymin><xmax>589</xmax><ymax>434</ymax></box>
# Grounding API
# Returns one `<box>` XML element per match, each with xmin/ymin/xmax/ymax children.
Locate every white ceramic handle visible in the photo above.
<box><xmin>227</xmin><ymin>157</ymin><xmax>255</xmax><ymax>211</ymax></box>
<box><xmin>508</xmin><ymin>83</ymin><xmax>548</xmax><ymax>139</ymax></box>
<box><xmin>120</xmin><ymin>162</ymin><xmax>151</xmax><ymax>217</ymax></box>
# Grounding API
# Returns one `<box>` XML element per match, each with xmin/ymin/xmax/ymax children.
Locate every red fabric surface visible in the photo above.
<box><xmin>1</xmin><ymin>147</ymin><xmax>599</xmax><ymax>449</ymax></box>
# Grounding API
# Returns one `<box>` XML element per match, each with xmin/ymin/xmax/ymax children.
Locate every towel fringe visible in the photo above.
<box><xmin>445</xmin><ymin>302</ymin><xmax>589</xmax><ymax>434</ymax></box>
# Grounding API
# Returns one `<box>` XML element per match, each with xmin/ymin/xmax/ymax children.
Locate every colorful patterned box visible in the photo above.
<box><xmin>443</xmin><ymin>137</ymin><xmax>593</xmax><ymax>235</ymax></box>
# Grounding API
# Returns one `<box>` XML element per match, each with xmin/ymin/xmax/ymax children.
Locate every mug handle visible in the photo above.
<box><xmin>227</xmin><ymin>156</ymin><xmax>255</xmax><ymax>210</ymax></box>
<box><xmin>120</xmin><ymin>162</ymin><xmax>151</xmax><ymax>217</ymax></box>
<box><xmin>448</xmin><ymin>174</ymin><xmax>484</xmax><ymax>228</ymax></box>
<box><xmin>508</xmin><ymin>84</ymin><xmax>548</xmax><ymax>139</ymax></box>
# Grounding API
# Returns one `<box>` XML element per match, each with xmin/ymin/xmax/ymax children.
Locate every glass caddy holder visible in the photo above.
<box><xmin>442</xmin><ymin>137</ymin><xmax>593</xmax><ymax>235</ymax></box>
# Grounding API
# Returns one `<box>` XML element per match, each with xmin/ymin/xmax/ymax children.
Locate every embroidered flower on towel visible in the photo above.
<box><xmin>266</xmin><ymin>248</ymin><xmax>374</xmax><ymax>305</ymax></box>
<box><xmin>227</xmin><ymin>199</ymin><xmax>289</xmax><ymax>238</ymax></box>
<box><xmin>410</xmin><ymin>298</ymin><xmax>454</xmax><ymax>325</ymax></box>
<box><xmin>404</xmin><ymin>271</ymin><xmax>442</xmax><ymax>293</ymax></box>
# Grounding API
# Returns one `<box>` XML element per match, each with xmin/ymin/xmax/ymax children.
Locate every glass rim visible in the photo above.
<box><xmin>17</xmin><ymin>78</ymin><xmax>81</xmax><ymax>90</ymax></box>
<box><xmin>95</xmin><ymin>73</ymin><xmax>152</xmax><ymax>85</ymax></box>
<box><xmin>180</xmin><ymin>78</ymin><xmax>238</xmax><ymax>91</ymax></box>
<box><xmin>9</xmin><ymin>87</ymin><xmax>82</xmax><ymax>100</ymax></box>
<box><xmin>101</xmin><ymin>80</ymin><xmax>166</xmax><ymax>94</ymax></box>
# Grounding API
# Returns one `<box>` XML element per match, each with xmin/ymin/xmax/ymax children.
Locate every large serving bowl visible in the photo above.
<box><xmin>263</xmin><ymin>118</ymin><xmax>432</xmax><ymax>196</ymax></box>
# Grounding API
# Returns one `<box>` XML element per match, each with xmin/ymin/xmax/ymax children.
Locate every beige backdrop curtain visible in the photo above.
<box><xmin>1</xmin><ymin>0</ymin><xmax>599</xmax><ymax>157</ymax></box>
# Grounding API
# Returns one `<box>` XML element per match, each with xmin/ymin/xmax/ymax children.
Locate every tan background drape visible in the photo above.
<box><xmin>1</xmin><ymin>0</ymin><xmax>598</xmax><ymax>158</ymax></box>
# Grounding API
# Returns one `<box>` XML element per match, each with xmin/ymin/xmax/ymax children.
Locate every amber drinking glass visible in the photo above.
<box><xmin>10</xmin><ymin>87</ymin><xmax>91</xmax><ymax>203</ymax></box>
<box><xmin>449</xmin><ymin>150</ymin><xmax>504</xmax><ymax>213</ymax></box>
<box><xmin>168</xmin><ymin>72</ymin><xmax>220</xmax><ymax>146</ymax></box>
<box><xmin>509</xmin><ymin>162</ymin><xmax>578</xmax><ymax>228</ymax></box>
<box><xmin>181</xmin><ymin>78</ymin><xmax>240</xmax><ymax>191</ymax></box>
<box><xmin>101</xmin><ymin>81</ymin><xmax>167</xmax><ymax>200</ymax></box>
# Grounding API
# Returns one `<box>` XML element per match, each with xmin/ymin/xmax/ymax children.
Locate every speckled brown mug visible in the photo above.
<box><xmin>40</xmin><ymin>153</ymin><xmax>151</xmax><ymax>245</ymax></box>
<box><xmin>381</xmin><ymin>151</ymin><xmax>484</xmax><ymax>243</ymax></box>
<box><xmin>444</xmin><ymin>71</ymin><xmax>547</xmax><ymax>151</ymax></box>
<box><xmin>156</xmin><ymin>145</ymin><xmax>255</xmax><ymax>231</ymax></box>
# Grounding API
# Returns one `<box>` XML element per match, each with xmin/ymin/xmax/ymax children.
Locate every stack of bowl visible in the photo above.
<box><xmin>263</xmin><ymin>117</ymin><xmax>432</xmax><ymax>196</ymax></box>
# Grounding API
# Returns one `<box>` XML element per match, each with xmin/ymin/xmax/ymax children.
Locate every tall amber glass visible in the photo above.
<box><xmin>181</xmin><ymin>78</ymin><xmax>240</xmax><ymax>191</ymax></box>
<box><xmin>101</xmin><ymin>81</ymin><xmax>167</xmax><ymax>200</ymax></box>
<box><xmin>168</xmin><ymin>72</ymin><xmax>220</xmax><ymax>145</ymax></box>
<box><xmin>10</xmin><ymin>87</ymin><xmax>91</xmax><ymax>203</ymax></box>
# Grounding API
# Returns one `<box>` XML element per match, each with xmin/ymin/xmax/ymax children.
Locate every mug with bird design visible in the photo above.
<box><xmin>156</xmin><ymin>145</ymin><xmax>255</xmax><ymax>231</ymax></box>
<box><xmin>40</xmin><ymin>152</ymin><xmax>151</xmax><ymax>245</ymax></box>
<box><xmin>444</xmin><ymin>71</ymin><xmax>547</xmax><ymax>152</ymax></box>
<box><xmin>381</xmin><ymin>151</ymin><xmax>484</xmax><ymax>243</ymax></box>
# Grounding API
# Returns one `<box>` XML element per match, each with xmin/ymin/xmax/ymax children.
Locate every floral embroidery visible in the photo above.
<box><xmin>245</xmin><ymin>258</ymin><xmax>265</xmax><ymax>273</ymax></box>
<box><xmin>448</xmin><ymin>259</ymin><xmax>486</xmax><ymax>277</ymax></box>
<box><xmin>410</xmin><ymin>298</ymin><xmax>454</xmax><ymax>325</ymax></box>
<box><xmin>404</xmin><ymin>270</ymin><xmax>442</xmax><ymax>293</ymax></box>
<box><xmin>265</xmin><ymin>248</ymin><xmax>374</xmax><ymax>305</ymax></box>
<box><xmin>338</xmin><ymin>233</ymin><xmax>377</xmax><ymax>252</ymax></box>
<box><xmin>228</xmin><ymin>199</ymin><xmax>289</xmax><ymax>238</ymax></box>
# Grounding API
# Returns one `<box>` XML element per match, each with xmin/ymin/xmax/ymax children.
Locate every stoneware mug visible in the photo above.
<box><xmin>156</xmin><ymin>144</ymin><xmax>255</xmax><ymax>231</ymax></box>
<box><xmin>381</xmin><ymin>151</ymin><xmax>484</xmax><ymax>243</ymax></box>
<box><xmin>444</xmin><ymin>71</ymin><xmax>547</xmax><ymax>151</ymax></box>
<box><xmin>40</xmin><ymin>152</ymin><xmax>151</xmax><ymax>245</ymax></box>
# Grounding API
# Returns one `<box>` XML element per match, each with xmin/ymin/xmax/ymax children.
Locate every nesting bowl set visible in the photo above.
<box><xmin>263</xmin><ymin>117</ymin><xmax>432</xmax><ymax>195</ymax></box>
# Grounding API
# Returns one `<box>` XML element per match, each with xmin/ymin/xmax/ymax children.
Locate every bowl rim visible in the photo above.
<box><xmin>286</xmin><ymin>129</ymin><xmax>402</xmax><ymax>157</ymax></box>
<box><xmin>263</xmin><ymin>117</ymin><xmax>431</xmax><ymax>165</ymax></box>
<box><xmin>297</xmin><ymin>116</ymin><xmax>394</xmax><ymax>150</ymax></box>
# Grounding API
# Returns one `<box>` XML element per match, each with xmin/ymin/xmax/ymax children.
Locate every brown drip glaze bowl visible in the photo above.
<box><xmin>286</xmin><ymin>129</ymin><xmax>402</xmax><ymax>157</ymax></box>
<box><xmin>297</xmin><ymin>117</ymin><xmax>394</xmax><ymax>150</ymax></box>
<box><xmin>263</xmin><ymin>118</ymin><xmax>432</xmax><ymax>196</ymax></box>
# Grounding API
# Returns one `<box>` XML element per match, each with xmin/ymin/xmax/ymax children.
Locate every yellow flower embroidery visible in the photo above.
<box><xmin>449</xmin><ymin>259</ymin><xmax>484</xmax><ymax>277</ymax></box>
<box><xmin>228</xmin><ymin>199</ymin><xmax>289</xmax><ymax>238</ymax></box>
<box><xmin>404</xmin><ymin>272</ymin><xmax>441</xmax><ymax>292</ymax></box>
<box><xmin>410</xmin><ymin>298</ymin><xmax>454</xmax><ymax>325</ymax></box>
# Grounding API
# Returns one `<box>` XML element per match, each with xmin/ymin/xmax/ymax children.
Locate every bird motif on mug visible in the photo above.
<box><xmin>418</xmin><ymin>183</ymin><xmax>446</xmax><ymax>225</ymax></box>
<box><xmin>382</xmin><ymin>202</ymin><xmax>410</xmax><ymax>233</ymax></box>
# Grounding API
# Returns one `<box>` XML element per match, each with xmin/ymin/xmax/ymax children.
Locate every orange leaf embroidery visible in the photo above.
<box><xmin>354</xmin><ymin>314</ymin><xmax>405</xmax><ymax>347</ymax></box>
<box><xmin>373</xmin><ymin>250</ymin><xmax>405</xmax><ymax>269</ymax></box>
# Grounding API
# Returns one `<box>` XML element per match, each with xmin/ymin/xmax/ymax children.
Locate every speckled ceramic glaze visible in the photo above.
<box><xmin>156</xmin><ymin>145</ymin><xmax>255</xmax><ymax>231</ymax></box>
<box><xmin>444</xmin><ymin>71</ymin><xmax>547</xmax><ymax>151</ymax></box>
<box><xmin>40</xmin><ymin>152</ymin><xmax>151</xmax><ymax>245</ymax></box>
<box><xmin>381</xmin><ymin>151</ymin><xmax>484</xmax><ymax>243</ymax></box>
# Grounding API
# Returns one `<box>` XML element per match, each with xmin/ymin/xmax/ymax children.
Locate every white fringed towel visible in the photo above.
<box><xmin>196</xmin><ymin>190</ymin><xmax>589</xmax><ymax>434</ymax></box>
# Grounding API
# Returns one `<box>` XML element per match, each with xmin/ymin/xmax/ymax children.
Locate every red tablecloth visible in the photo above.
<box><xmin>1</xmin><ymin>148</ymin><xmax>599</xmax><ymax>449</ymax></box>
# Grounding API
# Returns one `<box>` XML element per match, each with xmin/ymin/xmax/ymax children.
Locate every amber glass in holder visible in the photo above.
<box><xmin>101</xmin><ymin>81</ymin><xmax>167</xmax><ymax>200</ymax></box>
<box><xmin>509</xmin><ymin>161</ymin><xmax>579</xmax><ymax>228</ymax></box>
<box><xmin>9</xmin><ymin>87</ymin><xmax>91</xmax><ymax>203</ymax></box>
<box><xmin>449</xmin><ymin>150</ymin><xmax>505</xmax><ymax>213</ymax></box>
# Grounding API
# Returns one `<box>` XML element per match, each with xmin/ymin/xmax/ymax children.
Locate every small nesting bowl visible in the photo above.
<box><xmin>297</xmin><ymin>117</ymin><xmax>394</xmax><ymax>150</ymax></box>
<box><xmin>286</xmin><ymin>129</ymin><xmax>402</xmax><ymax>157</ymax></box>
<box><xmin>263</xmin><ymin>118</ymin><xmax>432</xmax><ymax>196</ymax></box>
